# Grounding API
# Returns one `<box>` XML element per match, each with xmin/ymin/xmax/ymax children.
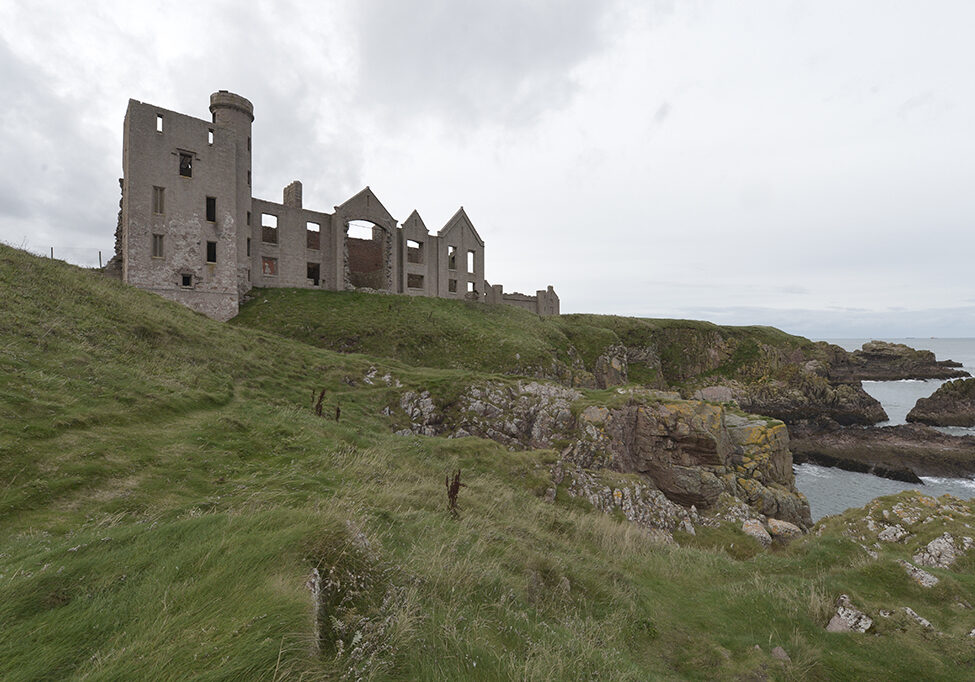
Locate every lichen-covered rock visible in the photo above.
<box><xmin>397</xmin><ymin>379</ymin><xmax>811</xmax><ymax>529</ymax></box>
<box><xmin>902</xmin><ymin>607</ymin><xmax>934</xmax><ymax>630</ymax></box>
<box><xmin>570</xmin><ymin>399</ymin><xmax>810</xmax><ymax>527</ymax></box>
<box><xmin>826</xmin><ymin>595</ymin><xmax>873</xmax><ymax>633</ymax></box>
<box><xmin>913</xmin><ymin>532</ymin><xmax>973</xmax><ymax>568</ymax></box>
<box><xmin>898</xmin><ymin>560</ymin><xmax>939</xmax><ymax>588</ymax></box>
<box><xmin>742</xmin><ymin>519</ymin><xmax>772</xmax><ymax>547</ymax></box>
<box><xmin>594</xmin><ymin>345</ymin><xmax>628</xmax><ymax>389</ymax></box>
<box><xmin>877</xmin><ymin>524</ymin><xmax>909</xmax><ymax>543</ymax></box>
<box><xmin>693</xmin><ymin>385</ymin><xmax>735</xmax><ymax>403</ymax></box>
<box><xmin>767</xmin><ymin>518</ymin><xmax>802</xmax><ymax>539</ymax></box>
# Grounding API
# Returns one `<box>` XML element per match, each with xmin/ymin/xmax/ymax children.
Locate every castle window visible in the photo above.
<box><xmin>261</xmin><ymin>213</ymin><xmax>278</xmax><ymax>244</ymax></box>
<box><xmin>261</xmin><ymin>256</ymin><xmax>277</xmax><ymax>276</ymax></box>
<box><xmin>247</xmin><ymin>137</ymin><xmax>251</xmax><ymax>152</ymax></box>
<box><xmin>467</xmin><ymin>250</ymin><xmax>475</xmax><ymax>273</ymax></box>
<box><xmin>156</xmin><ymin>114</ymin><xmax>163</xmax><ymax>132</ymax></box>
<box><xmin>208</xmin><ymin>128</ymin><xmax>214</xmax><ymax>145</ymax></box>
<box><xmin>206</xmin><ymin>196</ymin><xmax>216</xmax><ymax>222</ymax></box>
<box><xmin>448</xmin><ymin>278</ymin><xmax>457</xmax><ymax>293</ymax></box>
<box><xmin>246</xmin><ymin>238</ymin><xmax>251</xmax><ymax>257</ymax></box>
<box><xmin>247</xmin><ymin>170</ymin><xmax>251</xmax><ymax>186</ymax></box>
<box><xmin>152</xmin><ymin>186</ymin><xmax>165</xmax><ymax>214</ymax></box>
<box><xmin>206</xmin><ymin>241</ymin><xmax>217</xmax><ymax>263</ymax></box>
<box><xmin>246</xmin><ymin>211</ymin><xmax>251</xmax><ymax>225</ymax></box>
<box><xmin>181</xmin><ymin>273</ymin><xmax>192</xmax><ymax>287</ymax></box>
<box><xmin>407</xmin><ymin>273</ymin><xmax>424</xmax><ymax>289</ymax></box>
<box><xmin>467</xmin><ymin>281</ymin><xmax>476</xmax><ymax>293</ymax></box>
<box><xmin>307</xmin><ymin>262</ymin><xmax>320</xmax><ymax>286</ymax></box>
<box><xmin>307</xmin><ymin>222</ymin><xmax>320</xmax><ymax>250</ymax></box>
<box><xmin>246</xmin><ymin>268</ymin><xmax>250</xmax><ymax>282</ymax></box>
<box><xmin>151</xmin><ymin>234</ymin><xmax>164</xmax><ymax>258</ymax></box>
<box><xmin>179</xmin><ymin>152</ymin><xmax>193</xmax><ymax>177</ymax></box>
<box><xmin>447</xmin><ymin>245</ymin><xmax>457</xmax><ymax>270</ymax></box>
<box><xmin>407</xmin><ymin>239</ymin><xmax>423</xmax><ymax>264</ymax></box>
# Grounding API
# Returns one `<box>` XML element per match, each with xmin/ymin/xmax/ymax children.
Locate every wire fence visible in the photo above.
<box><xmin>26</xmin><ymin>246</ymin><xmax>111</xmax><ymax>269</ymax></box>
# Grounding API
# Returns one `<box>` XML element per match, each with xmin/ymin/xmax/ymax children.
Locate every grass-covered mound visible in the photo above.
<box><xmin>231</xmin><ymin>288</ymin><xmax>812</xmax><ymax>387</ymax></box>
<box><xmin>2</xmin><ymin>245</ymin><xmax>974</xmax><ymax>679</ymax></box>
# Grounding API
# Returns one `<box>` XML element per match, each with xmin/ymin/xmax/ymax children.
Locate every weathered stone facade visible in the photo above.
<box><xmin>120</xmin><ymin>91</ymin><xmax>560</xmax><ymax>321</ymax></box>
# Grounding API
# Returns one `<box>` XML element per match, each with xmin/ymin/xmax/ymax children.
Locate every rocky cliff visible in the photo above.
<box><xmin>395</xmin><ymin>381</ymin><xmax>811</xmax><ymax>530</ymax></box>
<box><xmin>907</xmin><ymin>378</ymin><xmax>975</xmax><ymax>427</ymax></box>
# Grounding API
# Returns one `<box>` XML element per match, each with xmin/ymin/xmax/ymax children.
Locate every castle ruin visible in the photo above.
<box><xmin>118</xmin><ymin>91</ymin><xmax>559</xmax><ymax>321</ymax></box>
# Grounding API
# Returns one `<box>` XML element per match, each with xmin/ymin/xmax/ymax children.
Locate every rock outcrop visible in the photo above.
<box><xmin>395</xmin><ymin>382</ymin><xmax>812</xmax><ymax>529</ymax></box>
<box><xmin>791</xmin><ymin>424</ymin><xmax>975</xmax><ymax>480</ymax></box>
<box><xmin>907</xmin><ymin>377</ymin><xmax>975</xmax><ymax>427</ymax></box>
<box><xmin>826</xmin><ymin>340</ymin><xmax>969</xmax><ymax>382</ymax></box>
<box><xmin>826</xmin><ymin>595</ymin><xmax>873</xmax><ymax>633</ymax></box>
<box><xmin>912</xmin><ymin>532</ymin><xmax>974</xmax><ymax>568</ymax></box>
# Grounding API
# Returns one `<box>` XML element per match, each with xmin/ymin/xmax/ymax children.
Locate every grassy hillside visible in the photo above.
<box><xmin>231</xmin><ymin>288</ymin><xmax>812</xmax><ymax>387</ymax></box>
<box><xmin>2</xmin><ymin>245</ymin><xmax>974</xmax><ymax>679</ymax></box>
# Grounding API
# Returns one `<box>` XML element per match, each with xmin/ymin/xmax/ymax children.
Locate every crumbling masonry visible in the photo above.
<box><xmin>118</xmin><ymin>91</ymin><xmax>559</xmax><ymax>321</ymax></box>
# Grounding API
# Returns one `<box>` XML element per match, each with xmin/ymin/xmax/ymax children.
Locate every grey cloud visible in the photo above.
<box><xmin>652</xmin><ymin>101</ymin><xmax>671</xmax><ymax>125</ymax></box>
<box><xmin>0</xmin><ymin>38</ymin><xmax>116</xmax><ymax>251</ymax></box>
<box><xmin>897</xmin><ymin>90</ymin><xmax>935</xmax><ymax>119</ymax></box>
<box><xmin>353</xmin><ymin>0</ymin><xmax>622</xmax><ymax>129</ymax></box>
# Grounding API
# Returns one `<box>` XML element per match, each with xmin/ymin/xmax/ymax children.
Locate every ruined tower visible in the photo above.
<box><xmin>120</xmin><ymin>91</ymin><xmax>252</xmax><ymax>320</ymax></box>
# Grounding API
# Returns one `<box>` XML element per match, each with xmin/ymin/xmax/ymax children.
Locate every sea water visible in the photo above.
<box><xmin>794</xmin><ymin>338</ymin><xmax>975</xmax><ymax>520</ymax></box>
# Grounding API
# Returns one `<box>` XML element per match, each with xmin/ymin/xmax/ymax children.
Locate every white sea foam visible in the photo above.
<box><xmin>920</xmin><ymin>476</ymin><xmax>975</xmax><ymax>491</ymax></box>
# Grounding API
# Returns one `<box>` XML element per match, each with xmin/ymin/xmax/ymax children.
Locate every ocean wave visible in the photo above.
<box><xmin>919</xmin><ymin>476</ymin><xmax>975</xmax><ymax>491</ymax></box>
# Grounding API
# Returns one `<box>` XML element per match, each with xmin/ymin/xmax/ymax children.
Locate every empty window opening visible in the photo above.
<box><xmin>179</xmin><ymin>152</ymin><xmax>192</xmax><ymax>177</ymax></box>
<box><xmin>447</xmin><ymin>245</ymin><xmax>457</xmax><ymax>270</ymax></box>
<box><xmin>262</xmin><ymin>213</ymin><xmax>278</xmax><ymax>243</ymax></box>
<box><xmin>247</xmin><ymin>137</ymin><xmax>251</xmax><ymax>152</ymax></box>
<box><xmin>261</xmin><ymin>256</ymin><xmax>277</xmax><ymax>276</ymax></box>
<box><xmin>307</xmin><ymin>262</ymin><xmax>320</xmax><ymax>286</ymax></box>
<box><xmin>347</xmin><ymin>220</ymin><xmax>375</xmax><ymax>241</ymax></box>
<box><xmin>346</xmin><ymin>220</ymin><xmax>386</xmax><ymax>289</ymax></box>
<box><xmin>306</xmin><ymin>222</ymin><xmax>320</xmax><ymax>250</ymax></box>
<box><xmin>181</xmin><ymin>273</ymin><xmax>192</xmax><ymax>287</ymax></box>
<box><xmin>156</xmin><ymin>114</ymin><xmax>163</xmax><ymax>132</ymax></box>
<box><xmin>206</xmin><ymin>196</ymin><xmax>216</xmax><ymax>222</ymax></box>
<box><xmin>206</xmin><ymin>241</ymin><xmax>217</xmax><ymax>263</ymax></box>
<box><xmin>246</xmin><ymin>237</ymin><xmax>251</xmax><ymax>257</ymax></box>
<box><xmin>246</xmin><ymin>268</ymin><xmax>250</xmax><ymax>282</ymax></box>
<box><xmin>212</xmin><ymin>111</ymin><xmax>216</xmax><ymax>124</ymax></box>
<box><xmin>246</xmin><ymin>211</ymin><xmax>251</xmax><ymax>225</ymax></box>
<box><xmin>407</xmin><ymin>239</ymin><xmax>423</xmax><ymax>264</ymax></box>
<box><xmin>407</xmin><ymin>273</ymin><xmax>424</xmax><ymax>289</ymax></box>
<box><xmin>208</xmin><ymin>128</ymin><xmax>214</xmax><ymax>145</ymax></box>
<box><xmin>467</xmin><ymin>281</ymin><xmax>476</xmax><ymax>293</ymax></box>
<box><xmin>467</xmin><ymin>250</ymin><xmax>475</xmax><ymax>273</ymax></box>
<box><xmin>448</xmin><ymin>278</ymin><xmax>457</xmax><ymax>293</ymax></box>
<box><xmin>151</xmin><ymin>234</ymin><xmax>164</xmax><ymax>258</ymax></box>
<box><xmin>152</xmin><ymin>186</ymin><xmax>165</xmax><ymax>214</ymax></box>
<box><xmin>247</xmin><ymin>170</ymin><xmax>251</xmax><ymax>186</ymax></box>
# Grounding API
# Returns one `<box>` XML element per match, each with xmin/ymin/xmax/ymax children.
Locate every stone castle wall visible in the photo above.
<box><xmin>120</xmin><ymin>91</ymin><xmax>559</xmax><ymax>321</ymax></box>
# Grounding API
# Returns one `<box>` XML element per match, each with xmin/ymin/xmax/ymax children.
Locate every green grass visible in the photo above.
<box><xmin>2</xmin><ymin>244</ymin><xmax>974</xmax><ymax>679</ymax></box>
<box><xmin>231</xmin><ymin>288</ymin><xmax>814</xmax><ymax>388</ymax></box>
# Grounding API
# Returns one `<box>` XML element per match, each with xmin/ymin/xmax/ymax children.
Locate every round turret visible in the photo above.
<box><xmin>209</xmin><ymin>90</ymin><xmax>254</xmax><ymax>123</ymax></box>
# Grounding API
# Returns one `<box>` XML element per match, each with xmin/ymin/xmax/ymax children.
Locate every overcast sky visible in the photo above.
<box><xmin>1</xmin><ymin>1</ymin><xmax>973</xmax><ymax>338</ymax></box>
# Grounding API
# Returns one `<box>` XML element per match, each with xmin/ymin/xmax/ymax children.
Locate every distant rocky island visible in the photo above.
<box><xmin>907</xmin><ymin>377</ymin><xmax>975</xmax><ymax>427</ymax></box>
